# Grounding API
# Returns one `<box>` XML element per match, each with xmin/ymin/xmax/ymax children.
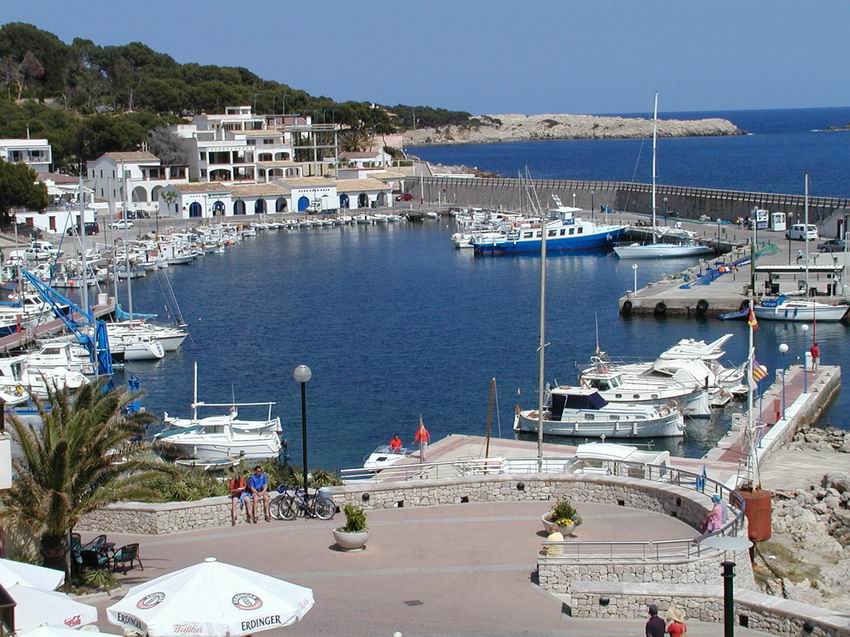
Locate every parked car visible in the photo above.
<box><xmin>395</xmin><ymin>193</ymin><xmax>414</xmax><ymax>201</ymax></box>
<box><xmin>698</xmin><ymin>214</ymin><xmax>712</xmax><ymax>222</ymax></box>
<box><xmin>785</xmin><ymin>223</ymin><xmax>818</xmax><ymax>241</ymax></box>
<box><xmin>817</xmin><ymin>238</ymin><xmax>847</xmax><ymax>253</ymax></box>
<box><xmin>666</xmin><ymin>211</ymin><xmax>680</xmax><ymax>218</ymax></box>
<box><xmin>66</xmin><ymin>222</ymin><xmax>100</xmax><ymax>236</ymax></box>
<box><xmin>111</xmin><ymin>219</ymin><xmax>134</xmax><ymax>229</ymax></box>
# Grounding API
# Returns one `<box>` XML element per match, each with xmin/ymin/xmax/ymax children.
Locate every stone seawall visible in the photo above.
<box><xmin>568</xmin><ymin>582</ymin><xmax>850</xmax><ymax>637</ymax></box>
<box><xmin>408</xmin><ymin>176</ymin><xmax>850</xmax><ymax>224</ymax></box>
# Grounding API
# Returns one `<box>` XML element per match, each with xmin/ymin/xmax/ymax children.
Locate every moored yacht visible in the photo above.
<box><xmin>513</xmin><ymin>386</ymin><xmax>684</xmax><ymax>438</ymax></box>
<box><xmin>753</xmin><ymin>296</ymin><xmax>847</xmax><ymax>322</ymax></box>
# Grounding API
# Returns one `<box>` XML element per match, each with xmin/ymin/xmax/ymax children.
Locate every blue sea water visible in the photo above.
<box><xmin>411</xmin><ymin>107</ymin><xmax>850</xmax><ymax>197</ymax></box>
<box><xmin>105</xmin><ymin>108</ymin><xmax>849</xmax><ymax>471</ymax></box>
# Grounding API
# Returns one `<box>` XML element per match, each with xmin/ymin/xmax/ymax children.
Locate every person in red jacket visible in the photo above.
<box><xmin>810</xmin><ymin>341</ymin><xmax>821</xmax><ymax>372</ymax></box>
<box><xmin>389</xmin><ymin>435</ymin><xmax>403</xmax><ymax>453</ymax></box>
<box><xmin>414</xmin><ymin>417</ymin><xmax>430</xmax><ymax>463</ymax></box>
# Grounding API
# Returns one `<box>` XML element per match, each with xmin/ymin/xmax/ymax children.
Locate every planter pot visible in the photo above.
<box><xmin>541</xmin><ymin>512</ymin><xmax>577</xmax><ymax>536</ymax></box>
<box><xmin>333</xmin><ymin>528</ymin><xmax>369</xmax><ymax>551</ymax></box>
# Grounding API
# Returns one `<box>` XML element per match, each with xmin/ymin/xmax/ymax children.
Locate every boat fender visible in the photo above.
<box><xmin>621</xmin><ymin>300</ymin><xmax>633</xmax><ymax>316</ymax></box>
<box><xmin>654</xmin><ymin>301</ymin><xmax>667</xmax><ymax>317</ymax></box>
<box><xmin>696</xmin><ymin>299</ymin><xmax>709</xmax><ymax>317</ymax></box>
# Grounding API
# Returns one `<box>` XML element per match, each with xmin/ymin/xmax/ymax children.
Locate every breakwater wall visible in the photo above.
<box><xmin>408</xmin><ymin>177</ymin><xmax>850</xmax><ymax>223</ymax></box>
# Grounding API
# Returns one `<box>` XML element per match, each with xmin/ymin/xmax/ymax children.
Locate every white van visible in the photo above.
<box><xmin>785</xmin><ymin>224</ymin><xmax>819</xmax><ymax>241</ymax></box>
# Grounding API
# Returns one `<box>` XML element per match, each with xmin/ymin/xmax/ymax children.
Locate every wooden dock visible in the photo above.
<box><xmin>0</xmin><ymin>302</ymin><xmax>115</xmax><ymax>353</ymax></box>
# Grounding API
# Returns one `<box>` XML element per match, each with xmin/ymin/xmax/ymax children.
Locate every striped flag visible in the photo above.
<box><xmin>752</xmin><ymin>359</ymin><xmax>768</xmax><ymax>383</ymax></box>
<box><xmin>747</xmin><ymin>307</ymin><xmax>758</xmax><ymax>330</ymax></box>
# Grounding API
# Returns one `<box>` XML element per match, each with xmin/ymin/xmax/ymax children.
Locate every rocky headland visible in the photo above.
<box><xmin>755</xmin><ymin>424</ymin><xmax>850</xmax><ymax>610</ymax></box>
<box><xmin>403</xmin><ymin>112</ymin><xmax>744</xmax><ymax>146</ymax></box>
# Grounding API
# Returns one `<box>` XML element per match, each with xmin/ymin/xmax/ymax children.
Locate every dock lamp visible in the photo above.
<box><xmin>779</xmin><ymin>343</ymin><xmax>789</xmax><ymax>419</ymax></box>
<box><xmin>632</xmin><ymin>263</ymin><xmax>638</xmax><ymax>294</ymax></box>
<box><xmin>801</xmin><ymin>324</ymin><xmax>809</xmax><ymax>393</ymax></box>
<box><xmin>572</xmin><ymin>192</ymin><xmax>576</xmax><ymax>209</ymax></box>
<box><xmin>663</xmin><ymin>197</ymin><xmax>668</xmax><ymax>224</ymax></box>
<box><xmin>293</xmin><ymin>364</ymin><xmax>312</xmax><ymax>495</ymax></box>
<box><xmin>590</xmin><ymin>190</ymin><xmax>595</xmax><ymax>222</ymax></box>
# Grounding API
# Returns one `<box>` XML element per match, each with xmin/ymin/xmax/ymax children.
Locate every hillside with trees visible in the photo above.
<box><xmin>0</xmin><ymin>23</ymin><xmax>473</xmax><ymax>171</ymax></box>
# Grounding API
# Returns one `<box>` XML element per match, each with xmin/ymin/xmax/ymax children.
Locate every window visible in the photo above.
<box><xmin>548</xmin><ymin>229</ymin><xmax>557</xmax><ymax>237</ymax></box>
<box><xmin>611</xmin><ymin>415</ymin><xmax>619</xmax><ymax>421</ymax></box>
<box><xmin>560</xmin><ymin>229</ymin><xmax>566</xmax><ymax>236</ymax></box>
<box><xmin>100</xmin><ymin>170</ymin><xmax>103</xmax><ymax>178</ymax></box>
<box><xmin>584</xmin><ymin>414</ymin><xmax>595</xmax><ymax>420</ymax></box>
<box><xmin>200</xmin><ymin>169</ymin><xmax>207</xmax><ymax>178</ymax></box>
<box><xmin>200</xmin><ymin>152</ymin><xmax>206</xmax><ymax>160</ymax></box>
<box><xmin>569</xmin><ymin>228</ymin><xmax>574</xmax><ymax>235</ymax></box>
<box><xmin>633</xmin><ymin>394</ymin><xmax>640</xmax><ymax>399</ymax></box>
<box><xmin>577</xmin><ymin>227</ymin><xmax>583</xmax><ymax>234</ymax></box>
<box><xmin>536</xmin><ymin>231</ymin><xmax>542</xmax><ymax>238</ymax></box>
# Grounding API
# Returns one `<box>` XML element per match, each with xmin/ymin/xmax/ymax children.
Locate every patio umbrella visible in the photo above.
<box><xmin>0</xmin><ymin>558</ymin><xmax>64</xmax><ymax>591</ymax></box>
<box><xmin>19</xmin><ymin>626</ymin><xmax>114</xmax><ymax>637</ymax></box>
<box><xmin>7</xmin><ymin>584</ymin><xmax>99</xmax><ymax>631</ymax></box>
<box><xmin>106</xmin><ymin>557</ymin><xmax>313</xmax><ymax>637</ymax></box>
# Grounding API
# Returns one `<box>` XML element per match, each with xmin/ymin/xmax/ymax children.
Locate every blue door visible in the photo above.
<box><xmin>297</xmin><ymin>196</ymin><xmax>310</xmax><ymax>212</ymax></box>
<box><xmin>340</xmin><ymin>194</ymin><xmax>350</xmax><ymax>209</ymax></box>
<box><xmin>189</xmin><ymin>202</ymin><xmax>202</xmax><ymax>218</ymax></box>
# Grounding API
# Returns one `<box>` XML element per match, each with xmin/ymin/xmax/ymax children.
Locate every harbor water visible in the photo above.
<box><xmin>112</xmin><ymin>221</ymin><xmax>847</xmax><ymax>471</ymax></box>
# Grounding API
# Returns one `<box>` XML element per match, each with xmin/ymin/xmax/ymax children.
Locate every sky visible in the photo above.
<box><xmin>2</xmin><ymin>0</ymin><xmax>850</xmax><ymax>115</ymax></box>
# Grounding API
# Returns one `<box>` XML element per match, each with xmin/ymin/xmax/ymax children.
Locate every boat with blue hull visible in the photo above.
<box><xmin>473</xmin><ymin>197</ymin><xmax>625</xmax><ymax>255</ymax></box>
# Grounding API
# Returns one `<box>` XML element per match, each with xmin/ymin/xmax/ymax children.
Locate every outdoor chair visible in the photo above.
<box><xmin>81</xmin><ymin>534</ymin><xmax>107</xmax><ymax>551</ymax></box>
<box><xmin>80</xmin><ymin>548</ymin><xmax>109</xmax><ymax>570</ymax></box>
<box><xmin>110</xmin><ymin>543</ymin><xmax>143</xmax><ymax>574</ymax></box>
<box><xmin>70</xmin><ymin>533</ymin><xmax>83</xmax><ymax>572</ymax></box>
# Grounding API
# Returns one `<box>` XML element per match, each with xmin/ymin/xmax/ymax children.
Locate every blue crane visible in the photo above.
<box><xmin>22</xmin><ymin>269</ymin><xmax>113</xmax><ymax>376</ymax></box>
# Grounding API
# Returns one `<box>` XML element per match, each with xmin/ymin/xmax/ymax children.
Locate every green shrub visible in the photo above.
<box><xmin>550</xmin><ymin>498</ymin><xmax>582</xmax><ymax>527</ymax></box>
<box><xmin>341</xmin><ymin>504</ymin><xmax>367</xmax><ymax>533</ymax></box>
<box><xmin>77</xmin><ymin>568</ymin><xmax>120</xmax><ymax>592</ymax></box>
<box><xmin>136</xmin><ymin>467</ymin><xmax>227</xmax><ymax>502</ymax></box>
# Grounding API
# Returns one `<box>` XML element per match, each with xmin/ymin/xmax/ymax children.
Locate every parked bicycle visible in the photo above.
<box><xmin>270</xmin><ymin>486</ymin><xmax>336</xmax><ymax>521</ymax></box>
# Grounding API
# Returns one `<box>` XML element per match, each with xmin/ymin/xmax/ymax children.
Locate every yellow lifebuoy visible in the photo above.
<box><xmin>14</xmin><ymin>385</ymin><xmax>24</xmax><ymax>397</ymax></box>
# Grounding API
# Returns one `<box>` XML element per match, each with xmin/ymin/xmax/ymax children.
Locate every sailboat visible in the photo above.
<box><xmin>614</xmin><ymin>94</ymin><xmax>713</xmax><ymax>259</ymax></box>
<box><xmin>754</xmin><ymin>172</ymin><xmax>848</xmax><ymax>322</ymax></box>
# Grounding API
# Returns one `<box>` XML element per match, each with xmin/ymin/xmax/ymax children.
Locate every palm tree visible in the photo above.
<box><xmin>0</xmin><ymin>380</ymin><xmax>166</xmax><ymax>580</ymax></box>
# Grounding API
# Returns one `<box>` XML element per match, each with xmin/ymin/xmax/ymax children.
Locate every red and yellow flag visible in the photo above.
<box><xmin>747</xmin><ymin>307</ymin><xmax>758</xmax><ymax>330</ymax></box>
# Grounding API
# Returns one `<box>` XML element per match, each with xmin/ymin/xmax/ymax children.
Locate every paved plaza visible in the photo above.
<box><xmin>87</xmin><ymin>500</ymin><xmax>772</xmax><ymax>636</ymax></box>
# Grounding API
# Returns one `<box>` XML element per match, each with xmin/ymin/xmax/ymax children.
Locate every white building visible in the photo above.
<box><xmin>335</xmin><ymin>178</ymin><xmax>393</xmax><ymax>209</ymax></box>
<box><xmin>14</xmin><ymin>207</ymin><xmax>97</xmax><ymax>234</ymax></box>
<box><xmin>339</xmin><ymin>150</ymin><xmax>393</xmax><ymax>168</ymax></box>
<box><xmin>86</xmin><ymin>151</ymin><xmax>188</xmax><ymax>212</ymax></box>
<box><xmin>0</xmin><ymin>138</ymin><xmax>52</xmax><ymax>173</ymax></box>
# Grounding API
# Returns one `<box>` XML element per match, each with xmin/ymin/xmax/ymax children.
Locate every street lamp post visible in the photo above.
<box><xmin>663</xmin><ymin>197</ymin><xmax>668</xmax><ymax>225</ymax></box>
<box><xmin>293</xmin><ymin>364</ymin><xmax>312</xmax><ymax>495</ymax></box>
<box><xmin>779</xmin><ymin>343</ymin><xmax>789</xmax><ymax>419</ymax></box>
<box><xmin>590</xmin><ymin>190</ymin><xmax>595</xmax><ymax>222</ymax></box>
<box><xmin>572</xmin><ymin>192</ymin><xmax>576</xmax><ymax>209</ymax></box>
<box><xmin>632</xmin><ymin>263</ymin><xmax>638</xmax><ymax>294</ymax></box>
<box><xmin>717</xmin><ymin>218</ymin><xmax>721</xmax><ymax>253</ymax></box>
<box><xmin>801</xmin><ymin>324</ymin><xmax>809</xmax><ymax>393</ymax></box>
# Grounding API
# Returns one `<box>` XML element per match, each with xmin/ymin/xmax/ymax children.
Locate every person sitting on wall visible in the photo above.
<box><xmin>247</xmin><ymin>465</ymin><xmax>271</xmax><ymax>523</ymax></box>
<box><xmin>228</xmin><ymin>470</ymin><xmax>252</xmax><ymax>526</ymax></box>
<box><xmin>700</xmin><ymin>493</ymin><xmax>728</xmax><ymax>534</ymax></box>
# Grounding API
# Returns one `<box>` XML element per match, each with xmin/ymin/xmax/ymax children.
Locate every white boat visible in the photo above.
<box><xmin>363</xmin><ymin>445</ymin><xmax>412</xmax><ymax>471</ymax></box>
<box><xmin>108</xmin><ymin>332</ymin><xmax>166</xmax><ymax>361</ymax></box>
<box><xmin>513</xmin><ymin>386</ymin><xmax>684</xmax><ymax>438</ymax></box>
<box><xmin>579</xmin><ymin>358</ymin><xmax>711</xmax><ymax>418</ymax></box>
<box><xmin>614</xmin><ymin>94</ymin><xmax>712</xmax><ymax>260</ymax></box>
<box><xmin>754</xmin><ymin>296</ymin><xmax>847</xmax><ymax>322</ymax></box>
<box><xmin>109</xmin><ymin>320</ymin><xmax>188</xmax><ymax>352</ymax></box>
<box><xmin>0</xmin><ymin>355</ymin><xmax>89</xmax><ymax>399</ymax></box>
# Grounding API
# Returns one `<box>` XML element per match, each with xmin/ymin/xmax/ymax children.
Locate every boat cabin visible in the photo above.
<box><xmin>548</xmin><ymin>387</ymin><xmax>608</xmax><ymax>420</ymax></box>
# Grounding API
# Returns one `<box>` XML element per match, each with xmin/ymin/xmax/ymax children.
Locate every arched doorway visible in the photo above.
<box><xmin>275</xmin><ymin>197</ymin><xmax>287</xmax><ymax>212</ymax></box>
<box><xmin>377</xmin><ymin>192</ymin><xmax>388</xmax><ymax>207</ymax></box>
<box><xmin>189</xmin><ymin>202</ymin><xmax>202</xmax><ymax>218</ymax></box>
<box><xmin>151</xmin><ymin>186</ymin><xmax>163</xmax><ymax>203</ymax></box>
<box><xmin>255</xmin><ymin>199</ymin><xmax>267</xmax><ymax>215</ymax></box>
<box><xmin>297</xmin><ymin>196</ymin><xmax>310</xmax><ymax>212</ymax></box>
<box><xmin>212</xmin><ymin>200</ymin><xmax>226</xmax><ymax>216</ymax></box>
<box><xmin>233</xmin><ymin>199</ymin><xmax>246</xmax><ymax>215</ymax></box>
<box><xmin>274</xmin><ymin>152</ymin><xmax>290</xmax><ymax>161</ymax></box>
<box><xmin>339</xmin><ymin>194</ymin><xmax>350</xmax><ymax>208</ymax></box>
<box><xmin>132</xmin><ymin>186</ymin><xmax>147</xmax><ymax>203</ymax></box>
<box><xmin>357</xmin><ymin>193</ymin><xmax>369</xmax><ymax>208</ymax></box>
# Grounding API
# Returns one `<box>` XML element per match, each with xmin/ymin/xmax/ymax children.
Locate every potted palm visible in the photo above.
<box><xmin>542</xmin><ymin>498</ymin><xmax>582</xmax><ymax>535</ymax></box>
<box><xmin>333</xmin><ymin>504</ymin><xmax>369</xmax><ymax>551</ymax></box>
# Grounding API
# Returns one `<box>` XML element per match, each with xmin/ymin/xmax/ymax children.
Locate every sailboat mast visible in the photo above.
<box><xmin>651</xmin><ymin>92</ymin><xmax>658</xmax><ymax>244</ymax></box>
<box><xmin>79</xmin><ymin>169</ymin><xmax>89</xmax><ymax>315</ymax></box>
<box><xmin>107</xmin><ymin>178</ymin><xmax>119</xmax><ymax>304</ymax></box>
<box><xmin>192</xmin><ymin>361</ymin><xmax>198</xmax><ymax>421</ymax></box>
<box><xmin>804</xmin><ymin>172</ymin><xmax>810</xmax><ymax>298</ymax></box>
<box><xmin>122</xmin><ymin>161</ymin><xmax>134</xmax><ymax>319</ymax></box>
<box><xmin>536</xmin><ymin>183</ymin><xmax>548</xmax><ymax>472</ymax></box>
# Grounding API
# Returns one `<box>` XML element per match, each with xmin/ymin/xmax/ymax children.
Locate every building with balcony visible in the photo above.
<box><xmin>0</xmin><ymin>138</ymin><xmax>52</xmax><ymax>173</ymax></box>
<box><xmin>86</xmin><ymin>151</ymin><xmax>188</xmax><ymax>212</ymax></box>
<box><xmin>339</xmin><ymin>150</ymin><xmax>393</xmax><ymax>168</ymax></box>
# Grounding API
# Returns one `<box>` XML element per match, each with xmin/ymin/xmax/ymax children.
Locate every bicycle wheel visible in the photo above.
<box><xmin>269</xmin><ymin>495</ymin><xmax>286</xmax><ymax>520</ymax></box>
<box><xmin>279</xmin><ymin>495</ymin><xmax>298</xmax><ymax>521</ymax></box>
<box><xmin>314</xmin><ymin>496</ymin><xmax>336</xmax><ymax>520</ymax></box>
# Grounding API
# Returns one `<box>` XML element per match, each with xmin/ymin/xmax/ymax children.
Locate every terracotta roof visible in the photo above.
<box><xmin>231</xmin><ymin>183</ymin><xmax>289</xmax><ymax>197</ymax></box>
<box><xmin>278</xmin><ymin>177</ymin><xmax>336</xmax><ymax>188</ymax></box>
<box><xmin>339</xmin><ymin>151</ymin><xmax>381</xmax><ymax>159</ymax></box>
<box><xmin>175</xmin><ymin>182</ymin><xmax>232</xmax><ymax>194</ymax></box>
<box><xmin>37</xmin><ymin>172</ymin><xmax>77</xmax><ymax>185</ymax></box>
<box><xmin>103</xmin><ymin>151</ymin><xmax>160</xmax><ymax>163</ymax></box>
<box><xmin>335</xmin><ymin>178</ymin><xmax>392</xmax><ymax>192</ymax></box>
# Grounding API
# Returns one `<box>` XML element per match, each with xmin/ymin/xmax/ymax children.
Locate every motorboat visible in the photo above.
<box><xmin>754</xmin><ymin>296</ymin><xmax>847</xmax><ymax>322</ymax></box>
<box><xmin>363</xmin><ymin>445</ymin><xmax>412</xmax><ymax>471</ymax></box>
<box><xmin>579</xmin><ymin>357</ymin><xmax>711</xmax><ymax>418</ymax></box>
<box><xmin>473</xmin><ymin>196</ymin><xmax>625</xmax><ymax>255</ymax></box>
<box><xmin>0</xmin><ymin>355</ymin><xmax>89</xmax><ymax>399</ymax></box>
<box><xmin>658</xmin><ymin>334</ymin><xmax>734</xmax><ymax>361</ymax></box>
<box><xmin>512</xmin><ymin>386</ymin><xmax>684</xmax><ymax>438</ymax></box>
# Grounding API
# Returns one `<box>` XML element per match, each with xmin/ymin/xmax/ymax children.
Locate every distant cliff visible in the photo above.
<box><xmin>404</xmin><ymin>112</ymin><xmax>745</xmax><ymax>145</ymax></box>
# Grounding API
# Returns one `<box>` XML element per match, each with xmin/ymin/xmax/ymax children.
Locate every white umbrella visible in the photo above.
<box><xmin>8</xmin><ymin>584</ymin><xmax>98</xmax><ymax>631</ymax></box>
<box><xmin>107</xmin><ymin>557</ymin><xmax>313</xmax><ymax>637</ymax></box>
<box><xmin>19</xmin><ymin>626</ymin><xmax>110</xmax><ymax>637</ymax></box>
<box><xmin>0</xmin><ymin>558</ymin><xmax>64</xmax><ymax>591</ymax></box>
